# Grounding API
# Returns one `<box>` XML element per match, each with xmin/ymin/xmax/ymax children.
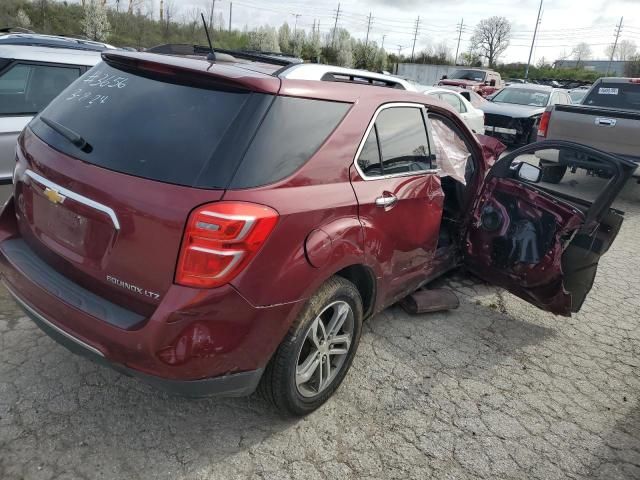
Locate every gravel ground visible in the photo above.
<box><xmin>0</xmin><ymin>172</ymin><xmax>639</xmax><ymax>480</ymax></box>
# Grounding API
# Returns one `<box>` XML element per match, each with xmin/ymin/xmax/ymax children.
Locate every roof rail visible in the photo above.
<box><xmin>145</xmin><ymin>43</ymin><xmax>303</xmax><ymax>67</ymax></box>
<box><xmin>277</xmin><ymin>63</ymin><xmax>410</xmax><ymax>90</ymax></box>
<box><xmin>0</xmin><ymin>26</ymin><xmax>35</xmax><ymax>34</ymax></box>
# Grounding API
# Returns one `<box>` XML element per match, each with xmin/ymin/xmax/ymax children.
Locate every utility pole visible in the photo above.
<box><xmin>454</xmin><ymin>18</ymin><xmax>464</xmax><ymax>66</ymax></box>
<box><xmin>606</xmin><ymin>16</ymin><xmax>624</xmax><ymax>75</ymax></box>
<box><xmin>159</xmin><ymin>0</ymin><xmax>164</xmax><ymax>22</ymax></box>
<box><xmin>332</xmin><ymin>3</ymin><xmax>341</xmax><ymax>49</ymax></box>
<box><xmin>365</xmin><ymin>12</ymin><xmax>372</xmax><ymax>48</ymax></box>
<box><xmin>292</xmin><ymin>13</ymin><xmax>301</xmax><ymax>37</ymax></box>
<box><xmin>209</xmin><ymin>0</ymin><xmax>215</xmax><ymax>29</ymax></box>
<box><xmin>397</xmin><ymin>44</ymin><xmax>405</xmax><ymax>58</ymax></box>
<box><xmin>228</xmin><ymin>2</ymin><xmax>232</xmax><ymax>32</ymax></box>
<box><xmin>410</xmin><ymin>16</ymin><xmax>420</xmax><ymax>62</ymax></box>
<box><xmin>524</xmin><ymin>0</ymin><xmax>543</xmax><ymax>81</ymax></box>
<box><xmin>381</xmin><ymin>34</ymin><xmax>387</xmax><ymax>51</ymax></box>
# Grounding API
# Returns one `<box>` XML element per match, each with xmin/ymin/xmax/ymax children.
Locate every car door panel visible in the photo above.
<box><xmin>464</xmin><ymin>140</ymin><xmax>635</xmax><ymax>316</ymax></box>
<box><xmin>350</xmin><ymin>103</ymin><xmax>444</xmax><ymax>307</ymax></box>
<box><xmin>352</xmin><ymin>170</ymin><xmax>443</xmax><ymax>304</ymax></box>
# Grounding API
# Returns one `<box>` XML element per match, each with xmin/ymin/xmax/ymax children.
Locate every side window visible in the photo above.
<box><xmin>550</xmin><ymin>92</ymin><xmax>560</xmax><ymax>105</ymax></box>
<box><xmin>375</xmin><ymin>107</ymin><xmax>432</xmax><ymax>175</ymax></box>
<box><xmin>357</xmin><ymin>127</ymin><xmax>383</xmax><ymax>177</ymax></box>
<box><xmin>0</xmin><ymin>63</ymin><xmax>80</xmax><ymax>116</ymax></box>
<box><xmin>441</xmin><ymin>93</ymin><xmax>466</xmax><ymax>113</ymax></box>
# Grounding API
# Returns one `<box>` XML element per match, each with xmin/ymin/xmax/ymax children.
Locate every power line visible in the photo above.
<box><xmin>331</xmin><ymin>2</ymin><xmax>341</xmax><ymax>48</ymax></box>
<box><xmin>410</xmin><ymin>16</ymin><xmax>420</xmax><ymax>62</ymax></box>
<box><xmin>606</xmin><ymin>16</ymin><xmax>624</xmax><ymax>75</ymax></box>
<box><xmin>454</xmin><ymin>18</ymin><xmax>464</xmax><ymax>65</ymax></box>
<box><xmin>365</xmin><ymin>12</ymin><xmax>372</xmax><ymax>47</ymax></box>
<box><xmin>524</xmin><ymin>0</ymin><xmax>543</xmax><ymax>80</ymax></box>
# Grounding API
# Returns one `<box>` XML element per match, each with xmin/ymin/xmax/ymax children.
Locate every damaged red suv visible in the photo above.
<box><xmin>0</xmin><ymin>51</ymin><xmax>634</xmax><ymax>416</ymax></box>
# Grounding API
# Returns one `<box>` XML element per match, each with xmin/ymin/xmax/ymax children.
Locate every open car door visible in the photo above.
<box><xmin>464</xmin><ymin>140</ymin><xmax>635</xmax><ymax>316</ymax></box>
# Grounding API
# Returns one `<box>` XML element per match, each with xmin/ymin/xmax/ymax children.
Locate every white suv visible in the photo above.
<box><xmin>0</xmin><ymin>43</ymin><xmax>102</xmax><ymax>184</ymax></box>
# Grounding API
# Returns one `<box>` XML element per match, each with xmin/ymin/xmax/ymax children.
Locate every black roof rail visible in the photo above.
<box><xmin>146</xmin><ymin>43</ymin><xmax>303</xmax><ymax>67</ymax></box>
<box><xmin>0</xmin><ymin>26</ymin><xmax>35</xmax><ymax>34</ymax></box>
<box><xmin>320</xmin><ymin>71</ymin><xmax>405</xmax><ymax>89</ymax></box>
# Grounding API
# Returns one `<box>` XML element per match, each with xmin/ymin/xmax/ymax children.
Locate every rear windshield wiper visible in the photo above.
<box><xmin>40</xmin><ymin>116</ymin><xmax>92</xmax><ymax>153</ymax></box>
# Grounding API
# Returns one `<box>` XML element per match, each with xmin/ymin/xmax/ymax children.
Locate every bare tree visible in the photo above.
<box><xmin>572</xmin><ymin>42</ymin><xmax>592</xmax><ymax>66</ymax></box>
<box><xmin>470</xmin><ymin>16</ymin><xmax>511</xmax><ymax>67</ymax></box>
<box><xmin>606</xmin><ymin>39</ymin><xmax>637</xmax><ymax>61</ymax></box>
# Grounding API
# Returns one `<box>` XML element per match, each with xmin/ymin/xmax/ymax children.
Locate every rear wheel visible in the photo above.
<box><xmin>259</xmin><ymin>277</ymin><xmax>363</xmax><ymax>416</ymax></box>
<box><xmin>539</xmin><ymin>160</ymin><xmax>567</xmax><ymax>184</ymax></box>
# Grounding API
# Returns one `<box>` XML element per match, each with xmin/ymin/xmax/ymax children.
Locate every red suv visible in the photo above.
<box><xmin>0</xmin><ymin>51</ymin><xmax>634</xmax><ymax>416</ymax></box>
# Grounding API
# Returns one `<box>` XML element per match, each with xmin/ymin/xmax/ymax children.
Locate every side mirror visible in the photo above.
<box><xmin>441</xmin><ymin>75</ymin><xmax>448</xmax><ymax>80</ymax></box>
<box><xmin>514</xmin><ymin>162</ymin><xmax>542</xmax><ymax>183</ymax></box>
<box><xmin>490</xmin><ymin>79</ymin><xmax>496</xmax><ymax>87</ymax></box>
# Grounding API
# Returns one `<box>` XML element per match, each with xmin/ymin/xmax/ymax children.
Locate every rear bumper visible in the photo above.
<box><xmin>0</xmin><ymin>198</ymin><xmax>302</xmax><ymax>396</ymax></box>
<box><xmin>5</xmin><ymin>281</ymin><xmax>263</xmax><ymax>397</ymax></box>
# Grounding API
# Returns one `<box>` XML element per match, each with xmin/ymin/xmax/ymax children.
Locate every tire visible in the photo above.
<box><xmin>259</xmin><ymin>276</ymin><xmax>363</xmax><ymax>416</ymax></box>
<box><xmin>539</xmin><ymin>162</ymin><xmax>567</xmax><ymax>184</ymax></box>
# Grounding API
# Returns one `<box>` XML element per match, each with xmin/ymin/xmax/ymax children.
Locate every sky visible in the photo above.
<box><xmin>122</xmin><ymin>0</ymin><xmax>640</xmax><ymax>64</ymax></box>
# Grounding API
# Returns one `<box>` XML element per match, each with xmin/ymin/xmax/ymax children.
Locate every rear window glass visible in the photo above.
<box><xmin>229</xmin><ymin>96</ymin><xmax>350</xmax><ymax>188</ymax></box>
<box><xmin>0</xmin><ymin>63</ymin><xmax>80</xmax><ymax>115</ymax></box>
<box><xmin>583</xmin><ymin>82</ymin><xmax>640</xmax><ymax>111</ymax></box>
<box><xmin>31</xmin><ymin>63</ymin><xmax>263</xmax><ymax>188</ymax></box>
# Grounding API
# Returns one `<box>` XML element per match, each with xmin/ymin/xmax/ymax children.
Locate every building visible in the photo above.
<box><xmin>553</xmin><ymin>59</ymin><xmax>629</xmax><ymax>76</ymax></box>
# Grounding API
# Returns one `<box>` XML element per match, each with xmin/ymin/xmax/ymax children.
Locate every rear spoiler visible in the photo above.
<box><xmin>145</xmin><ymin>43</ymin><xmax>303</xmax><ymax>67</ymax></box>
<box><xmin>101</xmin><ymin>51</ymin><xmax>281</xmax><ymax>94</ymax></box>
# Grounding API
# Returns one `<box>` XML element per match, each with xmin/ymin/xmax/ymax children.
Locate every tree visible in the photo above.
<box><xmin>606</xmin><ymin>39</ymin><xmax>637</xmax><ymax>61</ymax></box>
<box><xmin>278</xmin><ymin>22</ymin><xmax>291</xmax><ymax>54</ymax></box>
<box><xmin>247</xmin><ymin>25</ymin><xmax>280</xmax><ymax>52</ymax></box>
<box><xmin>434</xmin><ymin>41</ymin><xmax>452</xmax><ymax>64</ymax></box>
<box><xmin>572</xmin><ymin>42</ymin><xmax>592</xmax><ymax>66</ymax></box>
<box><xmin>470</xmin><ymin>16</ymin><xmax>511</xmax><ymax>67</ymax></box>
<box><xmin>16</xmin><ymin>8</ymin><xmax>31</xmax><ymax>29</ymax></box>
<box><xmin>460</xmin><ymin>51</ymin><xmax>482</xmax><ymax>67</ymax></box>
<box><xmin>81</xmin><ymin>0</ymin><xmax>110</xmax><ymax>41</ymax></box>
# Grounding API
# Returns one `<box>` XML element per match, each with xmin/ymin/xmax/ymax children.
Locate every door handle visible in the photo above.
<box><xmin>595</xmin><ymin>117</ymin><xmax>617</xmax><ymax>127</ymax></box>
<box><xmin>375</xmin><ymin>194</ymin><xmax>398</xmax><ymax>208</ymax></box>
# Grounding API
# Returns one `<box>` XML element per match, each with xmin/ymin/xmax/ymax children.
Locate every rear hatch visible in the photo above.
<box><xmin>14</xmin><ymin>55</ymin><xmax>278</xmax><ymax>314</ymax></box>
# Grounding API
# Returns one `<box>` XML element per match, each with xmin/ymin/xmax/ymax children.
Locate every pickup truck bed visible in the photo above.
<box><xmin>537</xmin><ymin>78</ymin><xmax>640</xmax><ymax>183</ymax></box>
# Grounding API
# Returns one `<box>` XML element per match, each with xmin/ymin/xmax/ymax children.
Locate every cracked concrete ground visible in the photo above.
<box><xmin>1</xmin><ymin>173</ymin><xmax>639</xmax><ymax>480</ymax></box>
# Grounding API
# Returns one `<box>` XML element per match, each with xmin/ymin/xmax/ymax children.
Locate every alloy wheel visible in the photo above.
<box><xmin>295</xmin><ymin>300</ymin><xmax>354</xmax><ymax>398</ymax></box>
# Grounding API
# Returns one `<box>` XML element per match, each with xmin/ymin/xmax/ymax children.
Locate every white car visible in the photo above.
<box><xmin>416</xmin><ymin>86</ymin><xmax>485</xmax><ymax>134</ymax></box>
<box><xmin>0</xmin><ymin>41</ymin><xmax>103</xmax><ymax>183</ymax></box>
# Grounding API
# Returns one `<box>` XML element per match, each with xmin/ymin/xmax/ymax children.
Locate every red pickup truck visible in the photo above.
<box><xmin>438</xmin><ymin>68</ymin><xmax>504</xmax><ymax>97</ymax></box>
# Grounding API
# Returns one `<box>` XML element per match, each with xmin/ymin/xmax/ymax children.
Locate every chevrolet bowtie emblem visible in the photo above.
<box><xmin>44</xmin><ymin>187</ymin><xmax>66</xmax><ymax>205</ymax></box>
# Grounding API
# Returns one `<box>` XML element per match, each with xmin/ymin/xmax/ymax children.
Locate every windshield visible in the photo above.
<box><xmin>583</xmin><ymin>82</ymin><xmax>640</xmax><ymax>111</ymax></box>
<box><xmin>491</xmin><ymin>88</ymin><xmax>550</xmax><ymax>107</ymax></box>
<box><xmin>569</xmin><ymin>90</ymin><xmax>587</xmax><ymax>104</ymax></box>
<box><xmin>450</xmin><ymin>69</ymin><xmax>486</xmax><ymax>82</ymax></box>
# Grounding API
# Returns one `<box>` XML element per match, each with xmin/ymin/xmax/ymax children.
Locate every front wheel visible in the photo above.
<box><xmin>259</xmin><ymin>276</ymin><xmax>363</xmax><ymax>416</ymax></box>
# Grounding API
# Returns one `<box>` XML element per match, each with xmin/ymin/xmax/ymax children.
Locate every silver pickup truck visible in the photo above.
<box><xmin>536</xmin><ymin>77</ymin><xmax>640</xmax><ymax>184</ymax></box>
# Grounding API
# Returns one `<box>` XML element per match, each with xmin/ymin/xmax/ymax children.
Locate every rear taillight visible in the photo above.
<box><xmin>175</xmin><ymin>202</ymin><xmax>278</xmax><ymax>288</ymax></box>
<box><xmin>538</xmin><ymin>110</ymin><xmax>551</xmax><ymax>138</ymax></box>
